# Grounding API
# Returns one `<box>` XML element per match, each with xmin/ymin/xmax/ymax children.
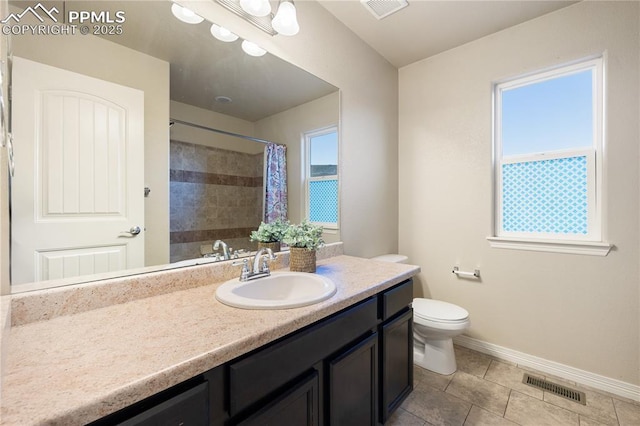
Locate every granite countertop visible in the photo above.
<box><xmin>0</xmin><ymin>255</ymin><xmax>419</xmax><ymax>425</ymax></box>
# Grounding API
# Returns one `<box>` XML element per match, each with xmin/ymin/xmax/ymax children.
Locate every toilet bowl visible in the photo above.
<box><xmin>413</xmin><ymin>298</ymin><xmax>470</xmax><ymax>375</ymax></box>
<box><xmin>371</xmin><ymin>254</ymin><xmax>471</xmax><ymax>375</ymax></box>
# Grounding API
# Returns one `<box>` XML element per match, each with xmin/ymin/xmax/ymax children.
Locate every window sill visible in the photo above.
<box><xmin>486</xmin><ymin>237</ymin><xmax>612</xmax><ymax>256</ymax></box>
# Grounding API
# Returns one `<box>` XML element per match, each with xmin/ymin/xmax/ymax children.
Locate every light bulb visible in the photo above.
<box><xmin>210</xmin><ymin>24</ymin><xmax>239</xmax><ymax>42</ymax></box>
<box><xmin>239</xmin><ymin>0</ymin><xmax>271</xmax><ymax>17</ymax></box>
<box><xmin>241</xmin><ymin>40</ymin><xmax>267</xmax><ymax>57</ymax></box>
<box><xmin>171</xmin><ymin>3</ymin><xmax>204</xmax><ymax>24</ymax></box>
<box><xmin>272</xmin><ymin>1</ymin><xmax>299</xmax><ymax>36</ymax></box>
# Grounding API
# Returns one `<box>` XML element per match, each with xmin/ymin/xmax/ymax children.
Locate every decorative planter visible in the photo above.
<box><xmin>288</xmin><ymin>247</ymin><xmax>317</xmax><ymax>273</ymax></box>
<box><xmin>258</xmin><ymin>241</ymin><xmax>281</xmax><ymax>253</ymax></box>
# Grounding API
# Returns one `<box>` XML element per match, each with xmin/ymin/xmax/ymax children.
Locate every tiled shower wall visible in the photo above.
<box><xmin>170</xmin><ymin>140</ymin><xmax>263</xmax><ymax>262</ymax></box>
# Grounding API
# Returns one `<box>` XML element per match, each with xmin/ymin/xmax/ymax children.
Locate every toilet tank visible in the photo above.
<box><xmin>371</xmin><ymin>254</ymin><xmax>408</xmax><ymax>264</ymax></box>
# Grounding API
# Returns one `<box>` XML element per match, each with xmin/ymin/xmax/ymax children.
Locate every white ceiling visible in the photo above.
<box><xmin>318</xmin><ymin>0</ymin><xmax>578</xmax><ymax>68</ymax></box>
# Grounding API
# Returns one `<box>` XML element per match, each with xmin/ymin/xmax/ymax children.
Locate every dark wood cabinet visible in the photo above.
<box><xmin>93</xmin><ymin>279</ymin><xmax>414</xmax><ymax>426</ymax></box>
<box><xmin>236</xmin><ymin>371</ymin><xmax>319</xmax><ymax>426</ymax></box>
<box><xmin>329</xmin><ymin>333</ymin><xmax>378</xmax><ymax>426</ymax></box>
<box><xmin>380</xmin><ymin>308</ymin><xmax>413</xmax><ymax>423</ymax></box>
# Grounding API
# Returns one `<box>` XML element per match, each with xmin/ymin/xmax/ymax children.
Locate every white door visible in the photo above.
<box><xmin>11</xmin><ymin>56</ymin><xmax>144</xmax><ymax>287</ymax></box>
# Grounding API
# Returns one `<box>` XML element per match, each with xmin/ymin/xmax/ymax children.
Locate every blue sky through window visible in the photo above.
<box><xmin>310</xmin><ymin>131</ymin><xmax>338</xmax><ymax>166</ymax></box>
<box><xmin>502</xmin><ymin>69</ymin><xmax>593</xmax><ymax>157</ymax></box>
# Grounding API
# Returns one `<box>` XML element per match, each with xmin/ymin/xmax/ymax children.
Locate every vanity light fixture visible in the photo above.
<box><xmin>239</xmin><ymin>0</ymin><xmax>271</xmax><ymax>17</ymax></box>
<box><xmin>210</xmin><ymin>23</ymin><xmax>239</xmax><ymax>42</ymax></box>
<box><xmin>170</xmin><ymin>3</ymin><xmax>204</xmax><ymax>24</ymax></box>
<box><xmin>241</xmin><ymin>40</ymin><xmax>267</xmax><ymax>57</ymax></box>
<box><xmin>215</xmin><ymin>0</ymin><xmax>300</xmax><ymax>37</ymax></box>
<box><xmin>272</xmin><ymin>0</ymin><xmax>299</xmax><ymax>36</ymax></box>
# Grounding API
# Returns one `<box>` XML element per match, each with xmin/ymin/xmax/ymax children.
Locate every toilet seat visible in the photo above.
<box><xmin>413</xmin><ymin>298</ymin><xmax>469</xmax><ymax>323</ymax></box>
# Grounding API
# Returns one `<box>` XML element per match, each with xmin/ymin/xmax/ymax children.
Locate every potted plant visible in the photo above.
<box><xmin>282</xmin><ymin>220</ymin><xmax>325</xmax><ymax>273</ymax></box>
<box><xmin>250</xmin><ymin>218</ymin><xmax>290</xmax><ymax>253</ymax></box>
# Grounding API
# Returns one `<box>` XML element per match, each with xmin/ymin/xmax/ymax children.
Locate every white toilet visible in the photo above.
<box><xmin>412</xmin><ymin>298</ymin><xmax>470</xmax><ymax>375</ymax></box>
<box><xmin>372</xmin><ymin>254</ymin><xmax>471</xmax><ymax>375</ymax></box>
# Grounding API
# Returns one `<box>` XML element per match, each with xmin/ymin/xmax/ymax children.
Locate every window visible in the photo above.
<box><xmin>489</xmin><ymin>57</ymin><xmax>611</xmax><ymax>255</ymax></box>
<box><xmin>304</xmin><ymin>126</ymin><xmax>339</xmax><ymax>230</ymax></box>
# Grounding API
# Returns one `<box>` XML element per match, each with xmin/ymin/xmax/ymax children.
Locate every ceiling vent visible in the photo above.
<box><xmin>360</xmin><ymin>0</ymin><xmax>409</xmax><ymax>20</ymax></box>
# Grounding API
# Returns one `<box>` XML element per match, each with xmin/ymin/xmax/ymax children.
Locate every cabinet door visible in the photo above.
<box><xmin>329</xmin><ymin>333</ymin><xmax>378</xmax><ymax>426</ymax></box>
<box><xmin>118</xmin><ymin>382</ymin><xmax>209</xmax><ymax>426</ymax></box>
<box><xmin>237</xmin><ymin>371</ymin><xmax>319</xmax><ymax>426</ymax></box>
<box><xmin>380</xmin><ymin>309</ymin><xmax>413</xmax><ymax>423</ymax></box>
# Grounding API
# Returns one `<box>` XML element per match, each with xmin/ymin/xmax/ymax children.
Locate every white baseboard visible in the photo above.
<box><xmin>453</xmin><ymin>335</ymin><xmax>640</xmax><ymax>402</ymax></box>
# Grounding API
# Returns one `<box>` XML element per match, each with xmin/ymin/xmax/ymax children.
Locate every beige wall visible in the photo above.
<box><xmin>188</xmin><ymin>0</ymin><xmax>399</xmax><ymax>258</ymax></box>
<box><xmin>11</xmin><ymin>32</ymin><xmax>170</xmax><ymax>269</ymax></box>
<box><xmin>255</xmin><ymin>91</ymin><xmax>340</xmax><ymax>242</ymax></box>
<box><xmin>399</xmin><ymin>1</ymin><xmax>639</xmax><ymax>386</ymax></box>
<box><xmin>170</xmin><ymin>100</ymin><xmax>262</xmax><ymax>154</ymax></box>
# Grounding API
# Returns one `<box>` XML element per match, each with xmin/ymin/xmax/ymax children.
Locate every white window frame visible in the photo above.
<box><xmin>488</xmin><ymin>57</ymin><xmax>612</xmax><ymax>256</ymax></box>
<box><xmin>303</xmin><ymin>125</ymin><xmax>339</xmax><ymax>231</ymax></box>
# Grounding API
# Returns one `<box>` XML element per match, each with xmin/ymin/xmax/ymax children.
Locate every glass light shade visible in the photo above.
<box><xmin>241</xmin><ymin>40</ymin><xmax>267</xmax><ymax>57</ymax></box>
<box><xmin>272</xmin><ymin>1</ymin><xmax>299</xmax><ymax>36</ymax></box>
<box><xmin>239</xmin><ymin>0</ymin><xmax>271</xmax><ymax>17</ymax></box>
<box><xmin>171</xmin><ymin>3</ymin><xmax>204</xmax><ymax>24</ymax></box>
<box><xmin>210</xmin><ymin>24</ymin><xmax>239</xmax><ymax>42</ymax></box>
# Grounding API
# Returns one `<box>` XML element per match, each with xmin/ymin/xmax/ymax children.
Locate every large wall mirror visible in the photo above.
<box><xmin>5</xmin><ymin>0</ymin><xmax>339</xmax><ymax>293</ymax></box>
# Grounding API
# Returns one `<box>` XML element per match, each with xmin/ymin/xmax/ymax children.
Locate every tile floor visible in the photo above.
<box><xmin>388</xmin><ymin>346</ymin><xmax>640</xmax><ymax>426</ymax></box>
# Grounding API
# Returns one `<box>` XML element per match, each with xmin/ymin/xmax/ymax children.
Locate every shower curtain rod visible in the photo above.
<box><xmin>169</xmin><ymin>118</ymin><xmax>274</xmax><ymax>145</ymax></box>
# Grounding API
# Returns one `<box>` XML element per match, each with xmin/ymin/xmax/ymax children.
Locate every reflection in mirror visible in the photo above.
<box><xmin>7</xmin><ymin>0</ymin><xmax>338</xmax><ymax>293</ymax></box>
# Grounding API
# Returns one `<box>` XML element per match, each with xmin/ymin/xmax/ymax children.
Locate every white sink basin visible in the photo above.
<box><xmin>215</xmin><ymin>271</ymin><xmax>337</xmax><ymax>310</ymax></box>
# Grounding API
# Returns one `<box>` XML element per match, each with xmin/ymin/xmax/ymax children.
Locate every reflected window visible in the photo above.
<box><xmin>304</xmin><ymin>126</ymin><xmax>339</xmax><ymax>229</ymax></box>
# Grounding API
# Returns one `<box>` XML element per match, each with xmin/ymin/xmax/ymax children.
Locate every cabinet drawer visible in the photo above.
<box><xmin>381</xmin><ymin>279</ymin><xmax>413</xmax><ymax>320</ymax></box>
<box><xmin>229</xmin><ymin>297</ymin><xmax>378</xmax><ymax>416</ymax></box>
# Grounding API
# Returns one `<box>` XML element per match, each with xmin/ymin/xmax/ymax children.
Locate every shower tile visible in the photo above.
<box><xmin>464</xmin><ymin>405</ymin><xmax>519</xmax><ymax>425</ymax></box>
<box><xmin>446</xmin><ymin>371</ymin><xmax>510</xmax><ymax>416</ymax></box>
<box><xmin>402</xmin><ymin>382</ymin><xmax>471</xmax><ymax>426</ymax></box>
<box><xmin>413</xmin><ymin>365</ymin><xmax>454</xmax><ymax>391</ymax></box>
<box><xmin>386</xmin><ymin>408</ymin><xmax>427</xmax><ymax>426</ymax></box>
<box><xmin>454</xmin><ymin>345</ymin><xmax>492</xmax><ymax>377</ymax></box>
<box><xmin>505</xmin><ymin>391</ymin><xmax>579</xmax><ymax>426</ymax></box>
<box><xmin>180</xmin><ymin>143</ymin><xmax>196</xmax><ymax>170</ymax></box>
<box><xmin>613</xmin><ymin>399</ymin><xmax>640</xmax><ymax>426</ymax></box>
<box><xmin>169</xmin><ymin>141</ymin><xmax>184</xmax><ymax>170</ymax></box>
<box><xmin>484</xmin><ymin>360</ymin><xmax>544</xmax><ymax>399</ymax></box>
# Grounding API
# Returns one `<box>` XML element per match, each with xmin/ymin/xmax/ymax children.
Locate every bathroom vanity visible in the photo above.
<box><xmin>0</xmin><ymin>253</ymin><xmax>419</xmax><ymax>425</ymax></box>
<box><xmin>92</xmin><ymin>278</ymin><xmax>413</xmax><ymax>425</ymax></box>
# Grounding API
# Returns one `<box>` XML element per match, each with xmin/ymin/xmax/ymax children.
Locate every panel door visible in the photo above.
<box><xmin>380</xmin><ymin>309</ymin><xmax>413</xmax><ymax>423</ymax></box>
<box><xmin>329</xmin><ymin>333</ymin><xmax>378</xmax><ymax>426</ymax></box>
<box><xmin>11</xmin><ymin>56</ymin><xmax>144</xmax><ymax>287</ymax></box>
<box><xmin>236</xmin><ymin>371</ymin><xmax>319</xmax><ymax>426</ymax></box>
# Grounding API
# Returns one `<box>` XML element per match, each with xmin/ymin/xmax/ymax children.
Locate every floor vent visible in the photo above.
<box><xmin>360</xmin><ymin>0</ymin><xmax>409</xmax><ymax>20</ymax></box>
<box><xmin>522</xmin><ymin>373</ymin><xmax>587</xmax><ymax>405</ymax></box>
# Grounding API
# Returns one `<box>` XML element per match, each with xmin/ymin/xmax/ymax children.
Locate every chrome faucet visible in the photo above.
<box><xmin>233</xmin><ymin>247</ymin><xmax>277</xmax><ymax>282</ymax></box>
<box><xmin>213</xmin><ymin>240</ymin><xmax>230</xmax><ymax>260</ymax></box>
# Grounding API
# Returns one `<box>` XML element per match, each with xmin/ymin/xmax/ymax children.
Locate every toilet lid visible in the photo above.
<box><xmin>371</xmin><ymin>254</ymin><xmax>408</xmax><ymax>263</ymax></box>
<box><xmin>413</xmin><ymin>298</ymin><xmax>469</xmax><ymax>322</ymax></box>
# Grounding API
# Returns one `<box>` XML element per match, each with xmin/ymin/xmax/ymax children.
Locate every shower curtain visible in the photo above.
<box><xmin>264</xmin><ymin>143</ymin><xmax>288</xmax><ymax>222</ymax></box>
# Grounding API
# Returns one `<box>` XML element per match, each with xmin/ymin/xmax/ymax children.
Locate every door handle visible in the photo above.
<box><xmin>123</xmin><ymin>226</ymin><xmax>142</xmax><ymax>236</ymax></box>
